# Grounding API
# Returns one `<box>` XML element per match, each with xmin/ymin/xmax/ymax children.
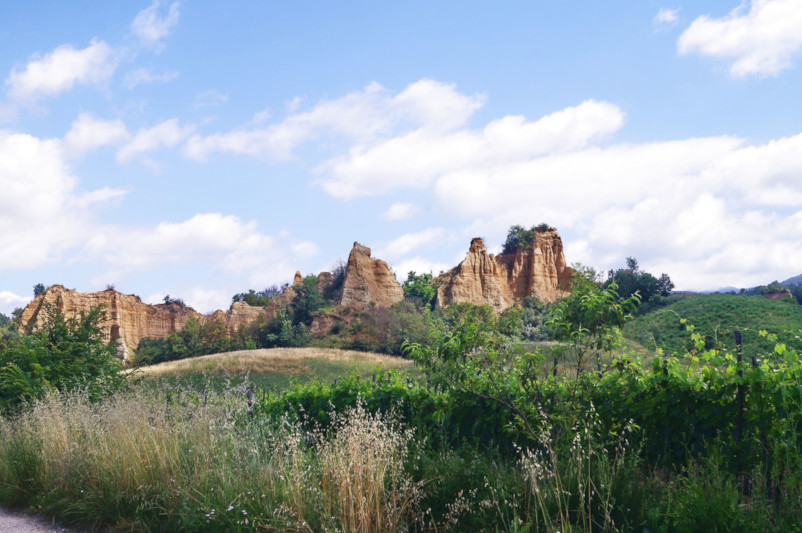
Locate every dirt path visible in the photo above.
<box><xmin>0</xmin><ymin>507</ymin><xmax>77</xmax><ymax>532</ymax></box>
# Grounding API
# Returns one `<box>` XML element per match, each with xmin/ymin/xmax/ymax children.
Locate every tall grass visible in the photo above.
<box><xmin>1</xmin><ymin>383</ymin><xmax>800</xmax><ymax>531</ymax></box>
<box><xmin>0</xmin><ymin>386</ymin><xmax>422</xmax><ymax>531</ymax></box>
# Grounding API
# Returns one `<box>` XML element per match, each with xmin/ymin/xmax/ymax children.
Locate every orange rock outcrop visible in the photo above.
<box><xmin>19</xmin><ymin>285</ymin><xmax>204</xmax><ymax>361</ymax></box>
<box><xmin>340</xmin><ymin>242</ymin><xmax>404</xmax><ymax>311</ymax></box>
<box><xmin>436</xmin><ymin>231</ymin><xmax>573</xmax><ymax>313</ymax></box>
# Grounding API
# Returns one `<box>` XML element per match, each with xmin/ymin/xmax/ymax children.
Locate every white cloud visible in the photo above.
<box><xmin>117</xmin><ymin>118</ymin><xmax>194</xmax><ymax>163</ymax></box>
<box><xmin>6</xmin><ymin>39</ymin><xmax>117</xmax><ymax>103</ymax></box>
<box><xmin>131</xmin><ymin>0</ymin><xmax>180</xmax><ymax>50</ymax></box>
<box><xmin>0</xmin><ymin>291</ymin><xmax>29</xmax><ymax>316</ymax></box>
<box><xmin>0</xmin><ymin>131</ymin><xmax>121</xmax><ymax>270</ymax></box>
<box><xmin>193</xmin><ymin>89</ymin><xmax>229</xmax><ymax>109</ymax></box>
<box><xmin>376</xmin><ymin>228</ymin><xmax>448</xmax><ymax>260</ymax></box>
<box><xmin>124</xmin><ymin>67</ymin><xmax>178</xmax><ymax>89</ymax></box>
<box><xmin>83</xmin><ymin>213</ymin><xmax>317</xmax><ymax>290</ymax></box>
<box><xmin>654</xmin><ymin>7</ymin><xmax>680</xmax><ymax>25</ymax></box>
<box><xmin>321</xmin><ymin>99</ymin><xmax>624</xmax><ymax>199</ymax></box>
<box><xmin>391</xmin><ymin>258</ymin><xmax>453</xmax><ymax>281</ymax></box>
<box><xmin>381</xmin><ymin>202</ymin><xmax>420</xmax><ymax>221</ymax></box>
<box><xmin>253</xmin><ymin>80</ymin><xmax>802</xmax><ymax>291</ymax></box>
<box><xmin>144</xmin><ymin>286</ymin><xmax>230</xmax><ymax>314</ymax></box>
<box><xmin>63</xmin><ymin>113</ymin><xmax>130</xmax><ymax>158</ymax></box>
<box><xmin>678</xmin><ymin>0</ymin><xmax>802</xmax><ymax>77</ymax></box>
<box><xmin>182</xmin><ymin>79</ymin><xmax>484</xmax><ymax>161</ymax></box>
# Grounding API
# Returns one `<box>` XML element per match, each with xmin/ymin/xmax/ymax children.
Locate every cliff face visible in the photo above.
<box><xmin>341</xmin><ymin>242</ymin><xmax>404</xmax><ymax>311</ymax></box>
<box><xmin>19</xmin><ymin>285</ymin><xmax>204</xmax><ymax>361</ymax></box>
<box><xmin>436</xmin><ymin>231</ymin><xmax>573</xmax><ymax>313</ymax></box>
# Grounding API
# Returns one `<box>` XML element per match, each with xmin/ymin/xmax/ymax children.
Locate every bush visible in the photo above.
<box><xmin>0</xmin><ymin>302</ymin><xmax>125</xmax><ymax>411</ymax></box>
<box><xmin>231</xmin><ymin>286</ymin><xmax>282</xmax><ymax>306</ymax></box>
<box><xmin>502</xmin><ymin>223</ymin><xmax>555</xmax><ymax>254</ymax></box>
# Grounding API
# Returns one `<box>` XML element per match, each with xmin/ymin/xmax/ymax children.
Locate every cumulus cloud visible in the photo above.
<box><xmin>117</xmin><ymin>118</ymin><xmax>194</xmax><ymax>163</ymax></box>
<box><xmin>124</xmin><ymin>67</ymin><xmax>178</xmax><ymax>89</ymax></box>
<box><xmin>5</xmin><ymin>39</ymin><xmax>118</xmax><ymax>103</ymax></box>
<box><xmin>678</xmin><ymin>0</ymin><xmax>802</xmax><ymax>77</ymax></box>
<box><xmin>0</xmin><ymin>131</ymin><xmax>124</xmax><ymax>270</ymax></box>
<box><xmin>381</xmin><ymin>202</ymin><xmax>420</xmax><ymax>221</ymax></box>
<box><xmin>376</xmin><ymin>228</ymin><xmax>448</xmax><ymax>260</ymax></box>
<box><xmin>321</xmin><ymin>99</ymin><xmax>623</xmax><ymax>199</ymax></box>
<box><xmin>182</xmin><ymin>79</ymin><xmax>484</xmax><ymax>161</ymax></box>
<box><xmin>252</xmin><ymin>79</ymin><xmax>801</xmax><ymax>291</ymax></box>
<box><xmin>391</xmin><ymin>258</ymin><xmax>453</xmax><ymax>281</ymax></box>
<box><xmin>83</xmin><ymin>213</ymin><xmax>317</xmax><ymax>288</ymax></box>
<box><xmin>431</xmin><ymin>131</ymin><xmax>802</xmax><ymax>290</ymax></box>
<box><xmin>63</xmin><ymin>113</ymin><xmax>130</xmax><ymax>158</ymax></box>
<box><xmin>0</xmin><ymin>291</ymin><xmax>29</xmax><ymax>316</ymax></box>
<box><xmin>131</xmin><ymin>0</ymin><xmax>180</xmax><ymax>50</ymax></box>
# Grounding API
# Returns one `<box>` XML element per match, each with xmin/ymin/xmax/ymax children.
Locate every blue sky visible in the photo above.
<box><xmin>2</xmin><ymin>0</ymin><xmax>802</xmax><ymax>314</ymax></box>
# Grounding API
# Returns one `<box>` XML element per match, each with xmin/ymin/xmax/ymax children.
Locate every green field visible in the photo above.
<box><xmin>131</xmin><ymin>346</ymin><xmax>420</xmax><ymax>392</ymax></box>
<box><xmin>625</xmin><ymin>293</ymin><xmax>802</xmax><ymax>357</ymax></box>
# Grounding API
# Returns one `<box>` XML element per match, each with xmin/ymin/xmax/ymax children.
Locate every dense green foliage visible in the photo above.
<box><xmin>605</xmin><ymin>257</ymin><xmax>674</xmax><ymax>304</ymax></box>
<box><xmin>136</xmin><ymin>316</ymin><xmax>251</xmax><ymax>365</ymax></box>
<box><xmin>231</xmin><ymin>285</ymin><xmax>282</xmax><ymax>306</ymax></box>
<box><xmin>625</xmin><ymin>293</ymin><xmax>802</xmax><ymax>357</ymax></box>
<box><xmin>502</xmin><ymin>223</ymin><xmax>556</xmax><ymax>254</ymax></box>
<box><xmin>291</xmin><ymin>275</ymin><xmax>324</xmax><ymax>326</ymax></box>
<box><xmin>0</xmin><ymin>302</ymin><xmax>125</xmax><ymax>411</ymax></box>
<box><xmin>402</xmin><ymin>271</ymin><xmax>437</xmax><ymax>310</ymax></box>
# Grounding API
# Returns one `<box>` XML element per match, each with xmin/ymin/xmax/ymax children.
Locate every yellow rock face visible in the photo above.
<box><xmin>436</xmin><ymin>231</ymin><xmax>573</xmax><ymax>313</ymax></box>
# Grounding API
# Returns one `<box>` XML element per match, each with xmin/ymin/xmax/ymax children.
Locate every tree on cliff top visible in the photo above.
<box><xmin>502</xmin><ymin>223</ymin><xmax>556</xmax><ymax>254</ymax></box>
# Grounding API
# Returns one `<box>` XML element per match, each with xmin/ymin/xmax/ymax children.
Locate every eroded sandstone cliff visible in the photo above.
<box><xmin>340</xmin><ymin>242</ymin><xmax>404</xmax><ymax>311</ymax></box>
<box><xmin>19</xmin><ymin>285</ymin><xmax>204</xmax><ymax>361</ymax></box>
<box><xmin>436</xmin><ymin>231</ymin><xmax>573</xmax><ymax>313</ymax></box>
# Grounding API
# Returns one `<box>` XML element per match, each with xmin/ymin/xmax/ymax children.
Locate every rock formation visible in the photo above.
<box><xmin>340</xmin><ymin>242</ymin><xmax>404</xmax><ymax>311</ymax></box>
<box><xmin>436</xmin><ymin>231</ymin><xmax>573</xmax><ymax>313</ymax></box>
<box><xmin>19</xmin><ymin>285</ymin><xmax>204</xmax><ymax>361</ymax></box>
<box><xmin>765</xmin><ymin>289</ymin><xmax>793</xmax><ymax>301</ymax></box>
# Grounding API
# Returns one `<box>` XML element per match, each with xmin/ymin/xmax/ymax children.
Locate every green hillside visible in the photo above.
<box><xmin>625</xmin><ymin>293</ymin><xmax>802</xmax><ymax>358</ymax></box>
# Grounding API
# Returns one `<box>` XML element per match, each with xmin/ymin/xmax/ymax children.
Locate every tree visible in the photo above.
<box><xmin>291</xmin><ymin>275</ymin><xmax>323</xmax><ymax>326</ymax></box>
<box><xmin>406</xmin><ymin>267</ymin><xmax>638</xmax><ymax>446</ymax></box>
<box><xmin>163</xmin><ymin>294</ymin><xmax>186</xmax><ymax>307</ymax></box>
<box><xmin>548</xmin><ymin>268</ymin><xmax>639</xmax><ymax>375</ymax></box>
<box><xmin>0</xmin><ymin>301</ymin><xmax>125</xmax><ymax>410</ymax></box>
<box><xmin>606</xmin><ymin>258</ymin><xmax>673</xmax><ymax>304</ymax></box>
<box><xmin>324</xmin><ymin>259</ymin><xmax>347</xmax><ymax>302</ymax></box>
<box><xmin>657</xmin><ymin>273</ymin><xmax>674</xmax><ymax>297</ymax></box>
<box><xmin>502</xmin><ymin>223</ymin><xmax>556</xmax><ymax>254</ymax></box>
<box><xmin>33</xmin><ymin>283</ymin><xmax>45</xmax><ymax>296</ymax></box>
<box><xmin>402</xmin><ymin>271</ymin><xmax>436</xmax><ymax>310</ymax></box>
<box><xmin>232</xmin><ymin>286</ymin><xmax>281</xmax><ymax>306</ymax></box>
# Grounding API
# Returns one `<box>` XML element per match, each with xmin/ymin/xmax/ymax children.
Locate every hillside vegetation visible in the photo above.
<box><xmin>625</xmin><ymin>293</ymin><xmax>802</xmax><ymax>357</ymax></box>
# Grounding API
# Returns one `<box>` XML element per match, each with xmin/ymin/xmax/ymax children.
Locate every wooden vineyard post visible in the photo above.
<box><xmin>734</xmin><ymin>330</ymin><xmax>749</xmax><ymax>495</ymax></box>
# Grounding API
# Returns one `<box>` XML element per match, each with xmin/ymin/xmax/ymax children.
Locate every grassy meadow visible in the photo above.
<box><xmin>625</xmin><ymin>293</ymin><xmax>802</xmax><ymax>356</ymax></box>
<box><xmin>130</xmin><ymin>347</ymin><xmax>420</xmax><ymax>393</ymax></box>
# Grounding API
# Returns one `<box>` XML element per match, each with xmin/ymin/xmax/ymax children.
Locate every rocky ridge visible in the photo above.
<box><xmin>18</xmin><ymin>232</ymin><xmax>573</xmax><ymax>358</ymax></box>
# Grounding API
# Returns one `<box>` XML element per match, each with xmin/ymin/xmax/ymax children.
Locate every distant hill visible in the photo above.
<box><xmin>781</xmin><ymin>274</ymin><xmax>802</xmax><ymax>286</ymax></box>
<box><xmin>624</xmin><ymin>293</ymin><xmax>802</xmax><ymax>358</ymax></box>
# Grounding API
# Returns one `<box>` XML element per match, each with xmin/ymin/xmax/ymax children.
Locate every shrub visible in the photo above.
<box><xmin>0</xmin><ymin>301</ymin><xmax>125</xmax><ymax>411</ymax></box>
<box><xmin>502</xmin><ymin>223</ymin><xmax>555</xmax><ymax>254</ymax></box>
